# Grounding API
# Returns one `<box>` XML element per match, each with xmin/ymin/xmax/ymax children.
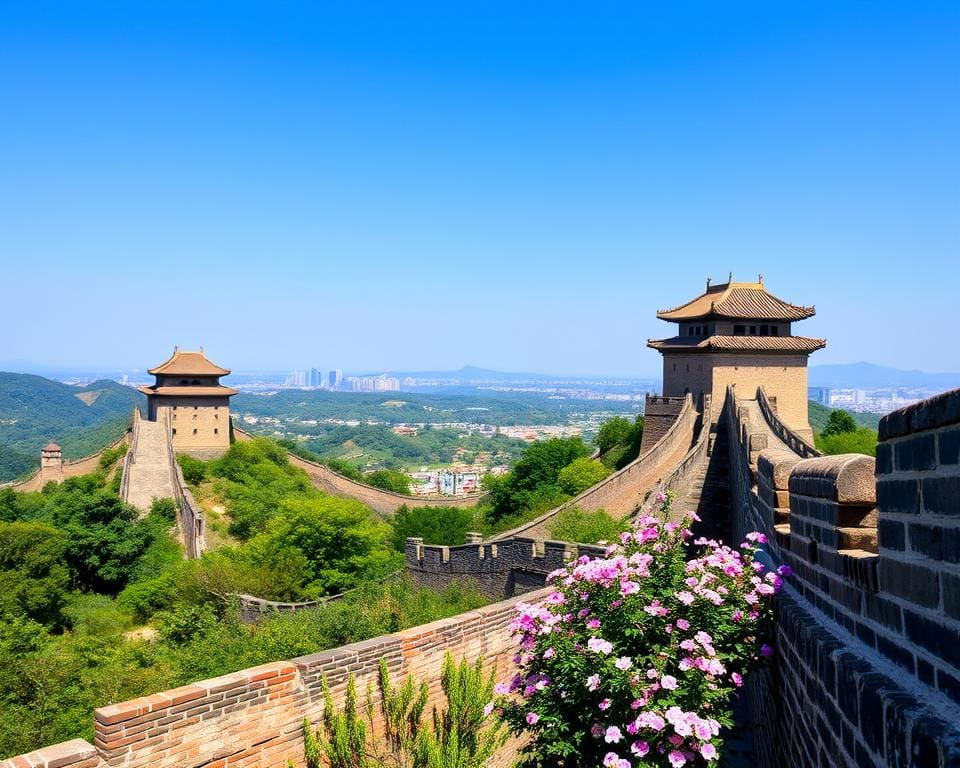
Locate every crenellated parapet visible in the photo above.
<box><xmin>724</xmin><ymin>384</ymin><xmax>960</xmax><ymax>767</ymax></box>
<box><xmin>406</xmin><ymin>535</ymin><xmax>607</xmax><ymax>600</ymax></box>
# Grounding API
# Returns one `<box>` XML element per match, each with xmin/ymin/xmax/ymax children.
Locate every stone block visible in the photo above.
<box><xmin>877</xmin><ymin>519</ymin><xmax>905</xmax><ymax>552</ymax></box>
<box><xmin>909</xmin><ymin>523</ymin><xmax>960</xmax><ymax>563</ymax></box>
<box><xmin>876</xmin><ymin>479</ymin><xmax>920</xmax><ymax>516</ymax></box>
<box><xmin>939</xmin><ymin>427</ymin><xmax>960</xmax><ymax>466</ymax></box>
<box><xmin>875</xmin><ymin>443</ymin><xmax>893</xmax><ymax>476</ymax></box>
<box><xmin>879</xmin><ymin>560</ymin><xmax>940</xmax><ymax>609</ymax></box>
<box><xmin>943</xmin><ymin>571</ymin><xmax>960</xmax><ymax>622</ymax></box>
<box><xmin>904</xmin><ymin>609</ymin><xmax>960</xmax><ymax>670</ymax></box>
<box><xmin>789</xmin><ymin>454</ymin><xmax>876</xmax><ymax>504</ymax></box>
<box><xmin>894</xmin><ymin>434</ymin><xmax>937</xmax><ymax>472</ymax></box>
<box><xmin>920</xmin><ymin>476</ymin><xmax>960</xmax><ymax>517</ymax></box>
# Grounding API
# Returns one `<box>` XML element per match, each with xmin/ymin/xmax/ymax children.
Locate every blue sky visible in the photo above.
<box><xmin>1</xmin><ymin>1</ymin><xmax>957</xmax><ymax>376</ymax></box>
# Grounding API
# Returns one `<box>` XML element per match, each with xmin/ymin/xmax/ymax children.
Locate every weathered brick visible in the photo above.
<box><xmin>876</xmin><ymin>479</ymin><xmax>920</xmax><ymax>516</ymax></box>
<box><xmin>894</xmin><ymin>434</ymin><xmax>937</xmax><ymax>472</ymax></box>
<box><xmin>875</xmin><ymin>443</ymin><xmax>893</xmax><ymax>475</ymax></box>
<box><xmin>877</xmin><ymin>519</ymin><xmax>905</xmax><ymax>552</ymax></box>
<box><xmin>939</xmin><ymin>427</ymin><xmax>960</xmax><ymax>466</ymax></box>
<box><xmin>904</xmin><ymin>609</ymin><xmax>960</xmax><ymax>670</ymax></box>
<box><xmin>943</xmin><ymin>571</ymin><xmax>960</xmax><ymax>622</ymax></box>
<box><xmin>879</xmin><ymin>559</ymin><xmax>940</xmax><ymax>609</ymax></box>
<box><xmin>921</xmin><ymin>476</ymin><xmax>960</xmax><ymax>517</ymax></box>
<box><xmin>909</xmin><ymin>523</ymin><xmax>960</xmax><ymax>563</ymax></box>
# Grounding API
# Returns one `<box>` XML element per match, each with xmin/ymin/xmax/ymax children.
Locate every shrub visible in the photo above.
<box><xmin>496</xmin><ymin>501</ymin><xmax>784</xmax><ymax>767</ymax></box>
<box><xmin>548</xmin><ymin>507</ymin><xmax>627</xmax><ymax>544</ymax></box>
<box><xmin>557</xmin><ymin>458</ymin><xmax>612</xmax><ymax>496</ymax></box>
<box><xmin>177</xmin><ymin>454</ymin><xmax>207</xmax><ymax>485</ymax></box>
<box><xmin>389</xmin><ymin>505</ymin><xmax>475</xmax><ymax>551</ymax></box>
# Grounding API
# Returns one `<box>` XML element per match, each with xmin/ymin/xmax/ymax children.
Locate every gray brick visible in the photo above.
<box><xmin>879</xmin><ymin>559</ymin><xmax>940</xmax><ymax>609</ymax></box>
<box><xmin>940</xmin><ymin>427</ymin><xmax>960</xmax><ymax>466</ymax></box>
<box><xmin>876</xmin><ymin>479</ymin><xmax>920</xmax><ymax>515</ymax></box>
<box><xmin>921</xmin><ymin>476</ymin><xmax>960</xmax><ymax>517</ymax></box>
<box><xmin>894</xmin><ymin>434</ymin><xmax>937</xmax><ymax>472</ymax></box>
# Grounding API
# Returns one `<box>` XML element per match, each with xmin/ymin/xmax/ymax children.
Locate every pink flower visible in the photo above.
<box><xmin>525</xmin><ymin>712</ymin><xmax>539</xmax><ymax>725</ymax></box>
<box><xmin>700</xmin><ymin>743</ymin><xmax>717</xmax><ymax>760</ymax></box>
<box><xmin>745</xmin><ymin>532</ymin><xmax>768</xmax><ymax>544</ymax></box>
<box><xmin>544</xmin><ymin>647</ymin><xmax>556</xmax><ymax>659</ymax></box>
<box><xmin>731</xmin><ymin>672</ymin><xmax>743</xmax><ymax>687</ymax></box>
<box><xmin>615</xmin><ymin>656</ymin><xmax>633</xmax><ymax>670</ymax></box>
<box><xmin>661</xmin><ymin>674</ymin><xmax>678</xmax><ymax>690</ymax></box>
<box><xmin>599</xmin><ymin>698</ymin><xmax>612</xmax><ymax>711</ymax></box>
<box><xmin>777</xmin><ymin>564</ymin><xmax>793</xmax><ymax>577</ymax></box>
<box><xmin>587</xmin><ymin>674</ymin><xmax>601</xmax><ymax>691</ymax></box>
<box><xmin>676</xmin><ymin>619</ymin><xmax>690</xmax><ymax>630</ymax></box>
<box><xmin>676</xmin><ymin>591</ymin><xmax>696</xmax><ymax>605</ymax></box>
<box><xmin>631</xmin><ymin>741</ymin><xmax>650</xmax><ymax>756</ymax></box>
<box><xmin>588</xmin><ymin>638</ymin><xmax>614</xmax><ymax>655</ymax></box>
<box><xmin>668</xmin><ymin>750</ymin><xmax>687</xmax><ymax>767</ymax></box>
<box><xmin>587</xmin><ymin>618</ymin><xmax>602</xmax><ymax>629</ymax></box>
<box><xmin>604</xmin><ymin>725</ymin><xmax>623</xmax><ymax>743</ymax></box>
<box><xmin>483</xmin><ymin>702</ymin><xmax>494</xmax><ymax>717</ymax></box>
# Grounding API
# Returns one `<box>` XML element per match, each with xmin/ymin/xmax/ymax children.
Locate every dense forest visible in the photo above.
<box><xmin>0</xmin><ymin>374</ymin><xmax>140</xmax><ymax>482</ymax></box>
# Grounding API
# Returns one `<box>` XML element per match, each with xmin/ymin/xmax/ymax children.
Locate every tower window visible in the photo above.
<box><xmin>749</xmin><ymin>325</ymin><xmax>757</xmax><ymax>335</ymax></box>
<box><xmin>733</xmin><ymin>325</ymin><xmax>745</xmax><ymax>336</ymax></box>
<box><xmin>172</xmin><ymin>428</ymin><xmax>177</xmax><ymax>435</ymax></box>
<box><xmin>193</xmin><ymin>429</ymin><xmax>198</xmax><ymax>435</ymax></box>
<box><xmin>771</xmin><ymin>326</ymin><xmax>779</xmax><ymax>336</ymax></box>
<box><xmin>194</xmin><ymin>406</ymin><xmax>198</xmax><ymax>410</ymax></box>
<box><xmin>214</xmin><ymin>428</ymin><xmax>219</xmax><ymax>435</ymax></box>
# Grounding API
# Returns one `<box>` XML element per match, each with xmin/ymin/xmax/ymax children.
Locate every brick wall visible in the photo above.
<box><xmin>405</xmin><ymin>536</ymin><xmax>606</xmax><ymax>600</ymax></box>
<box><xmin>0</xmin><ymin>590</ymin><xmax>544</xmax><ymax>768</ymax></box>
<box><xmin>725</xmin><ymin>385</ymin><xmax>960</xmax><ymax>767</ymax></box>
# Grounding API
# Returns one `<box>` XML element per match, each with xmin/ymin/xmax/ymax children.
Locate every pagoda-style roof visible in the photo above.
<box><xmin>147</xmin><ymin>348</ymin><xmax>231</xmax><ymax>377</ymax></box>
<box><xmin>647</xmin><ymin>335</ymin><xmax>826</xmax><ymax>353</ymax></box>
<box><xmin>656</xmin><ymin>278</ymin><xmax>815</xmax><ymax>322</ymax></box>
<box><xmin>138</xmin><ymin>385</ymin><xmax>238</xmax><ymax>397</ymax></box>
<box><xmin>42</xmin><ymin>442</ymin><xmax>61</xmax><ymax>452</ymax></box>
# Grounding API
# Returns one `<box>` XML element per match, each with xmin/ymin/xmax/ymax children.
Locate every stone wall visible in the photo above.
<box><xmin>490</xmin><ymin>393</ymin><xmax>699</xmax><ymax>542</ymax></box>
<box><xmin>0</xmin><ymin>590</ymin><xmax>545</xmax><ymax>768</ymax></box>
<box><xmin>6</xmin><ymin>429</ymin><xmax>131</xmax><ymax>493</ymax></box>
<box><xmin>156</xmin><ymin>396</ymin><xmax>231</xmax><ymax>458</ymax></box>
<box><xmin>234</xmin><ymin>427</ymin><xmax>482</xmax><ymax>517</ymax></box>
<box><xmin>405</xmin><ymin>536</ymin><xmax>606</xmax><ymax>600</ymax></box>
<box><xmin>638</xmin><ymin>395</ymin><xmax>686</xmax><ymax>456</ymax></box>
<box><xmin>725</xmin><ymin>385</ymin><xmax>960</xmax><ymax>767</ymax></box>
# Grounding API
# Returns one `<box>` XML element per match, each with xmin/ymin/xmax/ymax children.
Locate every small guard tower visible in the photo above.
<box><xmin>648</xmin><ymin>275</ymin><xmax>825</xmax><ymax>442</ymax></box>
<box><xmin>139</xmin><ymin>348</ymin><xmax>237</xmax><ymax>458</ymax></box>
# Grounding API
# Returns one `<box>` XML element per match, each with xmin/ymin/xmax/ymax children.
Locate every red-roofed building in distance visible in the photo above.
<box><xmin>139</xmin><ymin>347</ymin><xmax>237</xmax><ymax>458</ymax></box>
<box><xmin>648</xmin><ymin>275</ymin><xmax>825</xmax><ymax>442</ymax></box>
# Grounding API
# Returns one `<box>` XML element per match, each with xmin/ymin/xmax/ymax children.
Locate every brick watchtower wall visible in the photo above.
<box><xmin>725</xmin><ymin>386</ymin><xmax>960</xmax><ymax>767</ymax></box>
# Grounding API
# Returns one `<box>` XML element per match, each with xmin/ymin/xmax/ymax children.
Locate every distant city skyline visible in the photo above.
<box><xmin>1</xmin><ymin>2</ymin><xmax>957</xmax><ymax>374</ymax></box>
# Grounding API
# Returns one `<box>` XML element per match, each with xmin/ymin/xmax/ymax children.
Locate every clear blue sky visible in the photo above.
<box><xmin>1</xmin><ymin>1</ymin><xmax>957</xmax><ymax>376</ymax></box>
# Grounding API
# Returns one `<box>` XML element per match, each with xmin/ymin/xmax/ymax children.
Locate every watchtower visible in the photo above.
<box><xmin>139</xmin><ymin>348</ymin><xmax>237</xmax><ymax>458</ymax></box>
<box><xmin>647</xmin><ymin>275</ymin><xmax>824</xmax><ymax>441</ymax></box>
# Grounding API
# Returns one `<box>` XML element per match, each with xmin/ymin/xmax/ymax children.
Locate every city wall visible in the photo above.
<box><xmin>233</xmin><ymin>427</ymin><xmax>483</xmax><ymax>517</ymax></box>
<box><xmin>405</xmin><ymin>535</ymin><xmax>607</xmax><ymax>600</ymax></box>
<box><xmin>489</xmin><ymin>393</ymin><xmax>699</xmax><ymax>542</ymax></box>
<box><xmin>5</xmin><ymin>429</ymin><xmax>131</xmax><ymax>493</ymax></box>
<box><xmin>726</xmin><ymin>385</ymin><xmax>960</xmax><ymax>767</ymax></box>
<box><xmin>0</xmin><ymin>589</ymin><xmax>543</xmax><ymax>768</ymax></box>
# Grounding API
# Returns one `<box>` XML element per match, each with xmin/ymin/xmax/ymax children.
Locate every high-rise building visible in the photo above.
<box><xmin>309</xmin><ymin>368</ymin><xmax>320</xmax><ymax>388</ymax></box>
<box><xmin>328</xmin><ymin>369</ymin><xmax>343</xmax><ymax>390</ymax></box>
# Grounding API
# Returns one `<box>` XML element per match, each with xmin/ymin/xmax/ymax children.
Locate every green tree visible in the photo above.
<box><xmin>177</xmin><ymin>454</ymin><xmax>207</xmax><ymax>485</ymax></box>
<box><xmin>816</xmin><ymin>428</ymin><xmax>878</xmax><ymax>457</ymax></box>
<box><xmin>0</xmin><ymin>522</ymin><xmax>71</xmax><ymax>626</ymax></box>
<box><xmin>366</xmin><ymin>469</ymin><xmax>412</xmax><ymax>495</ymax></box>
<box><xmin>556</xmin><ymin>457</ymin><xmax>611</xmax><ymax>496</ymax></box>
<box><xmin>242</xmin><ymin>497</ymin><xmax>400</xmax><ymax>598</ymax></box>
<box><xmin>821</xmin><ymin>409</ymin><xmax>858</xmax><ymax>436</ymax></box>
<box><xmin>594</xmin><ymin>416</ymin><xmax>633</xmax><ymax>455</ymax></box>
<box><xmin>390</xmin><ymin>505</ymin><xmax>475</xmax><ymax>551</ymax></box>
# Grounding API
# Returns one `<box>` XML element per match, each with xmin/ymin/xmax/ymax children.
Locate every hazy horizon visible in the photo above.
<box><xmin>2</xmin><ymin>2</ymin><xmax>957</xmax><ymax>374</ymax></box>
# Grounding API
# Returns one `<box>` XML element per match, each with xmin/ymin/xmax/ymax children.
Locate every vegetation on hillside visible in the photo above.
<box><xmin>808</xmin><ymin>400</ymin><xmax>880</xmax><ymax>433</ymax></box>
<box><xmin>0</xmin><ymin>373</ymin><xmax>139</xmax><ymax>482</ymax></box>
<box><xmin>809</xmin><ymin>402</ymin><xmax>878</xmax><ymax>457</ymax></box>
<box><xmin>594</xmin><ymin>414</ymin><xmax>645</xmax><ymax>469</ymax></box>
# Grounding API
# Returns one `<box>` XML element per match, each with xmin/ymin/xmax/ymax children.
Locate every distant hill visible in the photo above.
<box><xmin>809</xmin><ymin>362</ymin><xmax>960</xmax><ymax>391</ymax></box>
<box><xmin>0</xmin><ymin>373</ymin><xmax>141</xmax><ymax>482</ymax></box>
<box><xmin>808</xmin><ymin>400</ymin><xmax>881</xmax><ymax>435</ymax></box>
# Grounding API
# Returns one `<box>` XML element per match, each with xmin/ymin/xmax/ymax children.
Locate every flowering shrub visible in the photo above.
<box><xmin>495</xmin><ymin>500</ymin><xmax>787</xmax><ymax>767</ymax></box>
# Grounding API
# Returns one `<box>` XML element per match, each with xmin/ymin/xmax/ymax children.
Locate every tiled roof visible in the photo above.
<box><xmin>139</xmin><ymin>385</ymin><xmax>238</xmax><ymax>397</ymax></box>
<box><xmin>657</xmin><ymin>280</ymin><xmax>815</xmax><ymax>321</ymax></box>
<box><xmin>147</xmin><ymin>348</ymin><xmax>230</xmax><ymax>376</ymax></box>
<box><xmin>647</xmin><ymin>335</ymin><xmax>826</xmax><ymax>353</ymax></box>
<box><xmin>43</xmin><ymin>442</ymin><xmax>61</xmax><ymax>451</ymax></box>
